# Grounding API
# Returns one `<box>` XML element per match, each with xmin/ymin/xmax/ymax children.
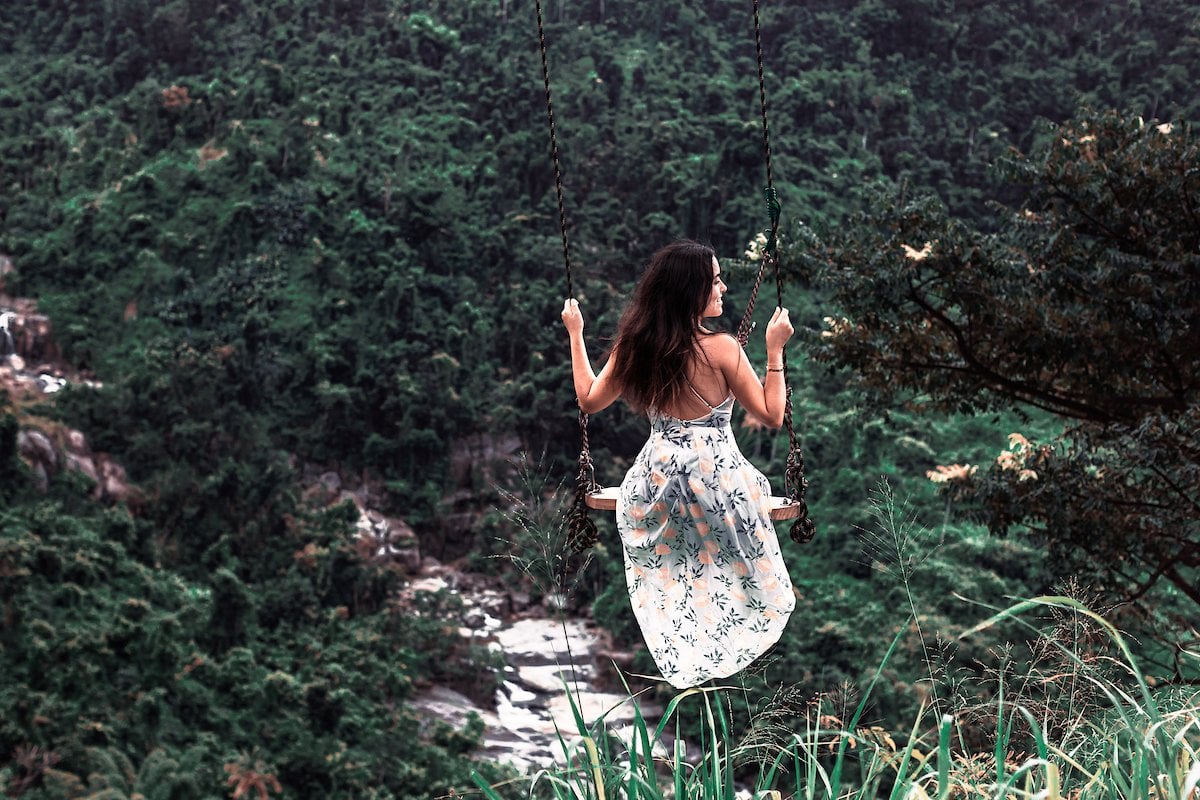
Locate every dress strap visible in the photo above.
<box><xmin>684</xmin><ymin>377</ymin><xmax>720</xmax><ymax>411</ymax></box>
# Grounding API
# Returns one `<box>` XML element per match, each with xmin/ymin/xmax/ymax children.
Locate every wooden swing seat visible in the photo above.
<box><xmin>584</xmin><ymin>486</ymin><xmax>803</xmax><ymax>521</ymax></box>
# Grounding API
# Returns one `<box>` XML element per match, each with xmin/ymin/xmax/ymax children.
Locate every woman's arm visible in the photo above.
<box><xmin>720</xmin><ymin>307</ymin><xmax>794</xmax><ymax>429</ymax></box>
<box><xmin>562</xmin><ymin>298</ymin><xmax>622</xmax><ymax>414</ymax></box>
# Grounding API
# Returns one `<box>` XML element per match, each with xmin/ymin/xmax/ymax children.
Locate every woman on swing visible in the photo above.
<box><xmin>561</xmin><ymin>239</ymin><xmax>796</xmax><ymax>688</ymax></box>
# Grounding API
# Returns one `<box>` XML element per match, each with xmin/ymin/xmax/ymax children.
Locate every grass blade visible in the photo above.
<box><xmin>888</xmin><ymin>703</ymin><xmax>929</xmax><ymax>800</ymax></box>
<box><xmin>470</xmin><ymin>771</ymin><xmax>506</xmax><ymax>800</ymax></box>
<box><xmin>830</xmin><ymin>614</ymin><xmax>914</xmax><ymax>797</ymax></box>
<box><xmin>936</xmin><ymin>714</ymin><xmax>953</xmax><ymax>800</ymax></box>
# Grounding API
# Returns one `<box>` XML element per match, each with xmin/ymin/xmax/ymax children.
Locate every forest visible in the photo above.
<box><xmin>0</xmin><ymin>0</ymin><xmax>1197</xmax><ymax>797</ymax></box>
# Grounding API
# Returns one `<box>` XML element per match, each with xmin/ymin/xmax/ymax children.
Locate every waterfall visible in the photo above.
<box><xmin>0</xmin><ymin>311</ymin><xmax>15</xmax><ymax>357</ymax></box>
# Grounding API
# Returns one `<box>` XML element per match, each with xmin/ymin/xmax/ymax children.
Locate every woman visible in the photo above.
<box><xmin>561</xmin><ymin>239</ymin><xmax>796</xmax><ymax>688</ymax></box>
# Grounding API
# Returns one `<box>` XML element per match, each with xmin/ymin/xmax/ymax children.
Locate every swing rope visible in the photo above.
<box><xmin>534</xmin><ymin>0</ymin><xmax>574</xmax><ymax>298</ymax></box>
<box><xmin>744</xmin><ymin>0</ymin><xmax>816</xmax><ymax>544</ymax></box>
<box><xmin>534</xmin><ymin>0</ymin><xmax>599</xmax><ymax>552</ymax></box>
<box><xmin>536</xmin><ymin>0</ymin><xmax>815</xmax><ymax>550</ymax></box>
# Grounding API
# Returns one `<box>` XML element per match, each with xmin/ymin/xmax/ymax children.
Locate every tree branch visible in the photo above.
<box><xmin>1162</xmin><ymin>563</ymin><xmax>1200</xmax><ymax>608</ymax></box>
<box><xmin>1121</xmin><ymin>557</ymin><xmax>1171</xmax><ymax>603</ymax></box>
<box><xmin>882</xmin><ymin>356</ymin><xmax>1109</xmax><ymax>420</ymax></box>
<box><xmin>1048</xmin><ymin>187</ymin><xmax>1149</xmax><ymax>257</ymax></box>
<box><xmin>903</xmin><ymin>282</ymin><xmax>1118</xmax><ymax>422</ymax></box>
<box><xmin>1148</xmin><ymin>463</ymin><xmax>1200</xmax><ymax>517</ymax></box>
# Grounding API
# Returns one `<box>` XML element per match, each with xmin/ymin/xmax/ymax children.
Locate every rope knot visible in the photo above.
<box><xmin>763</xmin><ymin>186</ymin><xmax>781</xmax><ymax>227</ymax></box>
<box><xmin>784</xmin><ymin>437</ymin><xmax>817</xmax><ymax>544</ymax></box>
<box><xmin>789</xmin><ymin>513</ymin><xmax>817</xmax><ymax>544</ymax></box>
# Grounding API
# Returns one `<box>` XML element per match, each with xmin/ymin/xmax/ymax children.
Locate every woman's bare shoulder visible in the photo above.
<box><xmin>698</xmin><ymin>330</ymin><xmax>740</xmax><ymax>364</ymax></box>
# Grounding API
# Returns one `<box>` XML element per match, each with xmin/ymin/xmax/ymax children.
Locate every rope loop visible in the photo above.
<box><xmin>735</xmin><ymin>258</ymin><xmax>768</xmax><ymax>347</ymax></box>
<box><xmin>763</xmin><ymin>186</ymin><xmax>782</xmax><ymax>257</ymax></box>
<box><xmin>566</xmin><ymin>483</ymin><xmax>599</xmax><ymax>552</ymax></box>
<box><xmin>764</xmin><ymin>186</ymin><xmax>781</xmax><ymax>227</ymax></box>
<box><xmin>789</xmin><ymin>509</ymin><xmax>817</xmax><ymax>544</ymax></box>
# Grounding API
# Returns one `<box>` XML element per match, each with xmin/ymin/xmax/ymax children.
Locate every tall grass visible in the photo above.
<box><xmin>857</xmin><ymin>478</ymin><xmax>945</xmax><ymax>714</ymax></box>
<box><xmin>473</xmin><ymin>476</ymin><xmax>1199</xmax><ymax>799</ymax></box>
<box><xmin>472</xmin><ymin>596</ymin><xmax>1197</xmax><ymax>799</ymax></box>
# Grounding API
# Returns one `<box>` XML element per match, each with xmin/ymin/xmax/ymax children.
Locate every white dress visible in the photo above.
<box><xmin>617</xmin><ymin>392</ymin><xmax>796</xmax><ymax>688</ymax></box>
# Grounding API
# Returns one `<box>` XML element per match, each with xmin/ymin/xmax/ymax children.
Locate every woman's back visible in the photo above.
<box><xmin>656</xmin><ymin>332</ymin><xmax>733</xmax><ymax>420</ymax></box>
<box><xmin>562</xmin><ymin>240</ymin><xmax>792</xmax><ymax>429</ymax></box>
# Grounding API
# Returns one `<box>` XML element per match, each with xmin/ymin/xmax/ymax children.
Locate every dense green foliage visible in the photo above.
<box><xmin>801</xmin><ymin>110</ymin><xmax>1199</xmax><ymax>666</ymax></box>
<box><xmin>0</xmin><ymin>416</ymin><xmax>507</xmax><ymax>798</ymax></box>
<box><xmin>1</xmin><ymin>0</ymin><xmax>1197</xmax><ymax>795</ymax></box>
<box><xmin>4</xmin><ymin>0</ymin><xmax>1197</xmax><ymax>508</ymax></box>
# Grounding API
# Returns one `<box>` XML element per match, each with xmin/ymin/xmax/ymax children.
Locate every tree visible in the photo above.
<box><xmin>801</xmin><ymin>110</ymin><xmax>1199</xmax><ymax>675</ymax></box>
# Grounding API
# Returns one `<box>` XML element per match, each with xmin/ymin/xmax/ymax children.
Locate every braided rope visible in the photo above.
<box><xmin>535</xmin><ymin>0</ymin><xmax>597</xmax><ymax>548</ymax></box>
<box><xmin>735</xmin><ymin>260</ymin><xmax>767</xmax><ymax>346</ymax></box>
<box><xmin>565</xmin><ymin>410</ymin><xmax>600</xmax><ymax>552</ymax></box>
<box><xmin>737</xmin><ymin>0</ymin><xmax>778</xmax><ymax>346</ymax></box>
<box><xmin>752</xmin><ymin>0</ymin><xmax>816</xmax><ymax>544</ymax></box>
<box><xmin>774</xmin><ymin>252</ymin><xmax>816</xmax><ymax>544</ymax></box>
<box><xmin>534</xmin><ymin>0</ymin><xmax>574</xmax><ymax>298</ymax></box>
<box><xmin>734</xmin><ymin>185</ymin><xmax>781</xmax><ymax>345</ymax></box>
<box><xmin>752</xmin><ymin>0</ymin><xmax>775</xmax><ymax>191</ymax></box>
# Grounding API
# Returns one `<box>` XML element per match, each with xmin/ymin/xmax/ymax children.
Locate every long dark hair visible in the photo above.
<box><xmin>610</xmin><ymin>240</ymin><xmax>718</xmax><ymax>414</ymax></box>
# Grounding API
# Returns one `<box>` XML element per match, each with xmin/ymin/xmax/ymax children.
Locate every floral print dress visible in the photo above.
<box><xmin>617</xmin><ymin>393</ymin><xmax>796</xmax><ymax>688</ymax></box>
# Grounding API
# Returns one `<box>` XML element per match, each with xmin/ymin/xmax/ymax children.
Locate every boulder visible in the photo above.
<box><xmin>546</xmin><ymin>689</ymin><xmax>653</xmax><ymax>731</ymax></box>
<box><xmin>28</xmin><ymin>461</ymin><xmax>48</xmax><ymax>492</ymax></box>
<box><xmin>64</xmin><ymin>429</ymin><xmax>89</xmax><ymax>455</ymax></box>
<box><xmin>37</xmin><ymin>374</ymin><xmax>66</xmax><ymax>394</ymax></box>
<box><xmin>515</xmin><ymin>664</ymin><xmax>592</xmax><ymax>694</ymax></box>
<box><xmin>494</xmin><ymin>618</ymin><xmax>601</xmax><ymax>667</ymax></box>
<box><xmin>501</xmin><ymin>681</ymin><xmax>540</xmax><ymax>710</ymax></box>
<box><xmin>300</xmin><ymin>469</ymin><xmax>345</xmax><ymax>506</ymax></box>
<box><xmin>17</xmin><ymin>429</ymin><xmax>57</xmax><ymax>472</ymax></box>
<box><xmin>349</xmin><ymin>504</ymin><xmax>421</xmax><ymax>571</ymax></box>
<box><xmin>10</xmin><ymin>314</ymin><xmax>58</xmax><ymax>364</ymax></box>
<box><xmin>65</xmin><ymin>452</ymin><xmax>99</xmax><ymax>484</ymax></box>
<box><xmin>97</xmin><ymin>457</ymin><xmax>131</xmax><ymax>501</ymax></box>
<box><xmin>405</xmin><ymin>575</ymin><xmax>449</xmax><ymax>595</ymax></box>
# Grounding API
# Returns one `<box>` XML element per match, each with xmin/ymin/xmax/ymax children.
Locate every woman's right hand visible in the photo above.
<box><xmin>765</xmin><ymin>306</ymin><xmax>794</xmax><ymax>353</ymax></box>
<box><xmin>561</xmin><ymin>298</ymin><xmax>584</xmax><ymax>336</ymax></box>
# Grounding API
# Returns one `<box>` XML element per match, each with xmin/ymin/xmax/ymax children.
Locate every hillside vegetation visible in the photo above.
<box><xmin>1</xmin><ymin>0</ymin><xmax>1196</xmax><ymax>796</ymax></box>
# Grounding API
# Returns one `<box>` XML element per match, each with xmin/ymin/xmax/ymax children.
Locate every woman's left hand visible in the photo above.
<box><xmin>561</xmin><ymin>298</ymin><xmax>584</xmax><ymax>336</ymax></box>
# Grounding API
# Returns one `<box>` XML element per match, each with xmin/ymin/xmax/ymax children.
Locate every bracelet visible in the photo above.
<box><xmin>766</xmin><ymin>365</ymin><xmax>784</xmax><ymax>373</ymax></box>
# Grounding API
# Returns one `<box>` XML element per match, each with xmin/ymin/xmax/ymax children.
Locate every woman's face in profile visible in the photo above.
<box><xmin>702</xmin><ymin>256</ymin><xmax>726</xmax><ymax>319</ymax></box>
